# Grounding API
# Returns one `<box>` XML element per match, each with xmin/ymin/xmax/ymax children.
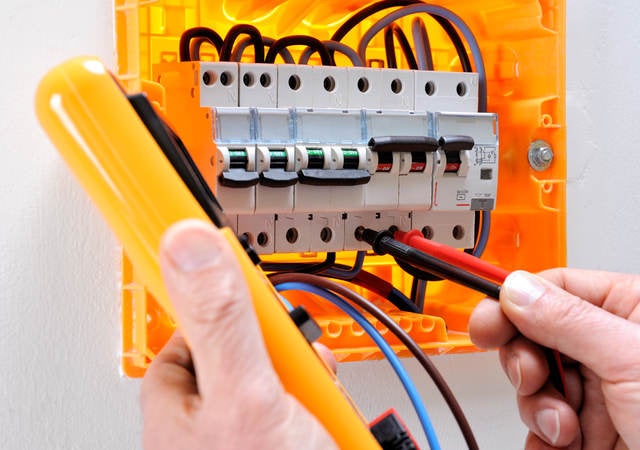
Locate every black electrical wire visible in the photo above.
<box><xmin>265</xmin><ymin>35</ymin><xmax>334</xmax><ymax>65</ymax></box>
<box><xmin>260</xmin><ymin>252</ymin><xmax>337</xmax><ymax>274</ymax></box>
<box><xmin>356</xmin><ymin>4</ymin><xmax>487</xmax><ymax>112</ymax></box>
<box><xmin>191</xmin><ymin>38</ymin><xmax>220</xmax><ymax>61</ymax></box>
<box><xmin>179</xmin><ymin>27</ymin><xmax>224</xmax><ymax>62</ymax></box>
<box><xmin>322</xmin><ymin>251</ymin><xmax>366</xmax><ymax>279</ymax></box>
<box><xmin>269</xmin><ymin>272</ymin><xmax>480</xmax><ymax>450</ymax></box>
<box><xmin>219</xmin><ymin>24</ymin><xmax>265</xmax><ymax>63</ymax></box>
<box><xmin>430</xmin><ymin>14</ymin><xmax>472</xmax><ymax>73</ymax></box>
<box><xmin>384</xmin><ymin>26</ymin><xmax>398</xmax><ymax>69</ymax></box>
<box><xmin>396</xmin><ymin>257</ymin><xmax>442</xmax><ymax>282</ymax></box>
<box><xmin>331</xmin><ymin>0</ymin><xmax>420</xmax><ymax>43</ymax></box>
<box><xmin>299</xmin><ymin>40</ymin><xmax>365</xmax><ymax>66</ymax></box>
<box><xmin>411</xmin><ymin>17</ymin><xmax>433</xmax><ymax>70</ymax></box>
<box><xmin>410</xmin><ymin>277</ymin><xmax>428</xmax><ymax>311</ymax></box>
<box><xmin>231</xmin><ymin>36</ymin><xmax>295</xmax><ymax>63</ymax></box>
<box><xmin>383</xmin><ymin>23</ymin><xmax>418</xmax><ymax>69</ymax></box>
<box><xmin>331</xmin><ymin>0</ymin><xmax>471</xmax><ymax>72</ymax></box>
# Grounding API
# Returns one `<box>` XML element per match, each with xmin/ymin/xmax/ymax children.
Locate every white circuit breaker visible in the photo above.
<box><xmin>158</xmin><ymin>62</ymin><xmax>498</xmax><ymax>253</ymax></box>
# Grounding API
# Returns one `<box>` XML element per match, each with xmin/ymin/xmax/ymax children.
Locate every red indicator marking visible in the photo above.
<box><xmin>445</xmin><ymin>162</ymin><xmax>460</xmax><ymax>172</ymax></box>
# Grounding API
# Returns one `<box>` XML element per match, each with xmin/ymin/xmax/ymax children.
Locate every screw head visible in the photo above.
<box><xmin>528</xmin><ymin>140</ymin><xmax>554</xmax><ymax>171</ymax></box>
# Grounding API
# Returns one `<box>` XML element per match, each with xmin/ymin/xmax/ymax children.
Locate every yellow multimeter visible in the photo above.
<box><xmin>35</xmin><ymin>56</ymin><xmax>381</xmax><ymax>449</ymax></box>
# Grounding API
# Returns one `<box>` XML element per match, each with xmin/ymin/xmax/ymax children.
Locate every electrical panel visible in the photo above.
<box><xmin>115</xmin><ymin>0</ymin><xmax>566</xmax><ymax>377</ymax></box>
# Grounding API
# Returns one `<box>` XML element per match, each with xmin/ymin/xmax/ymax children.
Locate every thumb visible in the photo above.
<box><xmin>158</xmin><ymin>219</ymin><xmax>281</xmax><ymax>400</ymax></box>
<box><xmin>500</xmin><ymin>270</ymin><xmax>640</xmax><ymax>381</ymax></box>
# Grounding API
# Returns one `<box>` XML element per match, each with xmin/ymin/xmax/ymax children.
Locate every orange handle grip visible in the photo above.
<box><xmin>35</xmin><ymin>57</ymin><xmax>380</xmax><ymax>449</ymax></box>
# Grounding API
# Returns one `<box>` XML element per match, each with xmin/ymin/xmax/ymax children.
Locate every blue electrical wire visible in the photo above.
<box><xmin>473</xmin><ymin>210</ymin><xmax>491</xmax><ymax>257</ymax></box>
<box><xmin>275</xmin><ymin>282</ymin><xmax>442</xmax><ymax>450</ymax></box>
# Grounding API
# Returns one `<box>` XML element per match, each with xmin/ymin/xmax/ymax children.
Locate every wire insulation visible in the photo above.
<box><xmin>271</xmin><ymin>273</ymin><xmax>479</xmax><ymax>450</ymax></box>
<box><xmin>411</xmin><ymin>17</ymin><xmax>434</xmax><ymax>70</ymax></box>
<box><xmin>265</xmin><ymin>35</ymin><xmax>334</xmax><ymax>65</ymax></box>
<box><xmin>275</xmin><ymin>282</ymin><xmax>442</xmax><ymax>450</ymax></box>
<box><xmin>299</xmin><ymin>40</ymin><xmax>365</xmax><ymax>66</ymax></box>
<box><xmin>356</xmin><ymin>4</ymin><xmax>487</xmax><ymax>112</ymax></box>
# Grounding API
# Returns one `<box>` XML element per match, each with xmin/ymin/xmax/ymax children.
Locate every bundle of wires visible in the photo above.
<box><xmin>271</xmin><ymin>272</ymin><xmax>479</xmax><ymax>450</ymax></box>
<box><xmin>174</xmin><ymin>2</ymin><xmax>501</xmax><ymax>448</ymax></box>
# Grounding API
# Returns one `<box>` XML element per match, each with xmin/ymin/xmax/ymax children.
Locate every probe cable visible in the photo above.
<box><xmin>362</xmin><ymin>228</ymin><xmax>569</xmax><ymax>398</ymax></box>
<box><xmin>271</xmin><ymin>273</ymin><xmax>479</xmax><ymax>450</ymax></box>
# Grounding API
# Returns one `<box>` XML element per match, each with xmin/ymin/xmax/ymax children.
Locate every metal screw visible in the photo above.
<box><xmin>528</xmin><ymin>140</ymin><xmax>554</xmax><ymax>171</ymax></box>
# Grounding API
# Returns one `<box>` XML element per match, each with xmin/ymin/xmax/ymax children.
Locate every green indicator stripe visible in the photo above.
<box><xmin>341</xmin><ymin>149</ymin><xmax>359</xmax><ymax>157</ymax></box>
<box><xmin>306</xmin><ymin>148</ymin><xmax>324</xmax><ymax>156</ymax></box>
<box><xmin>228</xmin><ymin>150</ymin><xmax>247</xmax><ymax>158</ymax></box>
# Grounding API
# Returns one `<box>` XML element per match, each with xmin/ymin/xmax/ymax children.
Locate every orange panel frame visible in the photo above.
<box><xmin>114</xmin><ymin>0</ymin><xmax>566</xmax><ymax>376</ymax></box>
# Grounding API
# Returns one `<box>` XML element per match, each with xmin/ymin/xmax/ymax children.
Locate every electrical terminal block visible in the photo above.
<box><xmin>414</xmin><ymin>70</ymin><xmax>479</xmax><ymax>113</ymax></box>
<box><xmin>410</xmin><ymin>210</ymin><xmax>476</xmax><ymax>249</ymax></box>
<box><xmin>199</xmin><ymin>62</ymin><xmax>239</xmax><ymax>107</ymax></box>
<box><xmin>238</xmin><ymin>63</ymin><xmax>278</xmax><ymax>107</ymax></box>
<box><xmin>237</xmin><ymin>213</ymin><xmax>276</xmax><ymax>254</ymax></box>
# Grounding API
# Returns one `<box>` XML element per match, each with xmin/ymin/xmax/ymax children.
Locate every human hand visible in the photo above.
<box><xmin>469</xmin><ymin>269</ymin><xmax>640</xmax><ymax>449</ymax></box>
<box><xmin>140</xmin><ymin>219</ymin><xmax>337</xmax><ymax>449</ymax></box>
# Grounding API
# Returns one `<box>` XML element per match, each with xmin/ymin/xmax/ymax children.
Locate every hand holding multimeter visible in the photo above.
<box><xmin>142</xmin><ymin>220</ymin><xmax>338</xmax><ymax>449</ymax></box>
<box><xmin>36</xmin><ymin>57</ymin><xmax>640</xmax><ymax>449</ymax></box>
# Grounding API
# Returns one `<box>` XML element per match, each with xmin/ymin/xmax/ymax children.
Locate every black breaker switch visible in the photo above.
<box><xmin>438</xmin><ymin>135</ymin><xmax>474</xmax><ymax>173</ymax></box>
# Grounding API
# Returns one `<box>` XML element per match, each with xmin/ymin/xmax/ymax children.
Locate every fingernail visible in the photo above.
<box><xmin>165</xmin><ymin>227</ymin><xmax>221</xmax><ymax>272</ymax></box>
<box><xmin>535</xmin><ymin>408</ymin><xmax>560</xmax><ymax>445</ymax></box>
<box><xmin>502</xmin><ymin>271</ymin><xmax>546</xmax><ymax>307</ymax></box>
<box><xmin>506</xmin><ymin>356</ymin><xmax>521</xmax><ymax>391</ymax></box>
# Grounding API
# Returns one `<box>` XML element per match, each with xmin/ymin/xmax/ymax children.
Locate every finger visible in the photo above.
<box><xmin>468</xmin><ymin>297</ymin><xmax>518</xmax><ymax>349</ymax></box>
<box><xmin>499</xmin><ymin>271</ymin><xmax>640</xmax><ymax>382</ymax></box>
<box><xmin>159</xmin><ymin>219</ymin><xmax>282</xmax><ymax>400</ymax></box>
<box><xmin>313</xmin><ymin>343</ymin><xmax>337</xmax><ymax>374</ymax></box>
<box><xmin>499</xmin><ymin>337</ymin><xmax>549</xmax><ymax>396</ymax></box>
<box><xmin>539</xmin><ymin>268</ymin><xmax>640</xmax><ymax>310</ymax></box>
<box><xmin>523</xmin><ymin>430</ymin><xmax>581</xmax><ymax>450</ymax></box>
<box><xmin>517</xmin><ymin>384</ymin><xmax>580</xmax><ymax>447</ymax></box>
<box><xmin>562</xmin><ymin>367</ymin><xmax>583</xmax><ymax>412</ymax></box>
<box><xmin>578</xmin><ymin>366</ymin><xmax>619</xmax><ymax>450</ymax></box>
<box><xmin>141</xmin><ymin>332</ymin><xmax>199</xmax><ymax>416</ymax></box>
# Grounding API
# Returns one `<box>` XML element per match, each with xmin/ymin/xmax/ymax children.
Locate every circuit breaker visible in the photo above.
<box><xmin>115</xmin><ymin>0</ymin><xmax>566</xmax><ymax>376</ymax></box>
<box><xmin>154</xmin><ymin>62</ymin><xmax>498</xmax><ymax>253</ymax></box>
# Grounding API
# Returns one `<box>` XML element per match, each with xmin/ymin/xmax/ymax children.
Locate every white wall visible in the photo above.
<box><xmin>0</xmin><ymin>0</ymin><xmax>633</xmax><ymax>448</ymax></box>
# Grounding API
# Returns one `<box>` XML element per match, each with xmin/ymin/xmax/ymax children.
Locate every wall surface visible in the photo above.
<box><xmin>1</xmin><ymin>0</ymin><xmax>635</xmax><ymax>448</ymax></box>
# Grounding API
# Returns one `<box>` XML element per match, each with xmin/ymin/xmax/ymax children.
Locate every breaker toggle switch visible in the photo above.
<box><xmin>297</xmin><ymin>146</ymin><xmax>370</xmax><ymax>186</ymax></box>
<box><xmin>368</xmin><ymin>135</ymin><xmax>438</xmax><ymax>174</ymax></box>
<box><xmin>259</xmin><ymin>147</ymin><xmax>298</xmax><ymax>187</ymax></box>
<box><xmin>218</xmin><ymin>147</ymin><xmax>260</xmax><ymax>188</ymax></box>
<box><xmin>438</xmin><ymin>135</ymin><xmax>474</xmax><ymax>175</ymax></box>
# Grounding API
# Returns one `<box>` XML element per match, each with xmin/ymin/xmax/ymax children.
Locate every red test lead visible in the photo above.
<box><xmin>394</xmin><ymin>229</ymin><xmax>509</xmax><ymax>283</ymax></box>
<box><xmin>393</xmin><ymin>228</ymin><xmax>568</xmax><ymax>399</ymax></box>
